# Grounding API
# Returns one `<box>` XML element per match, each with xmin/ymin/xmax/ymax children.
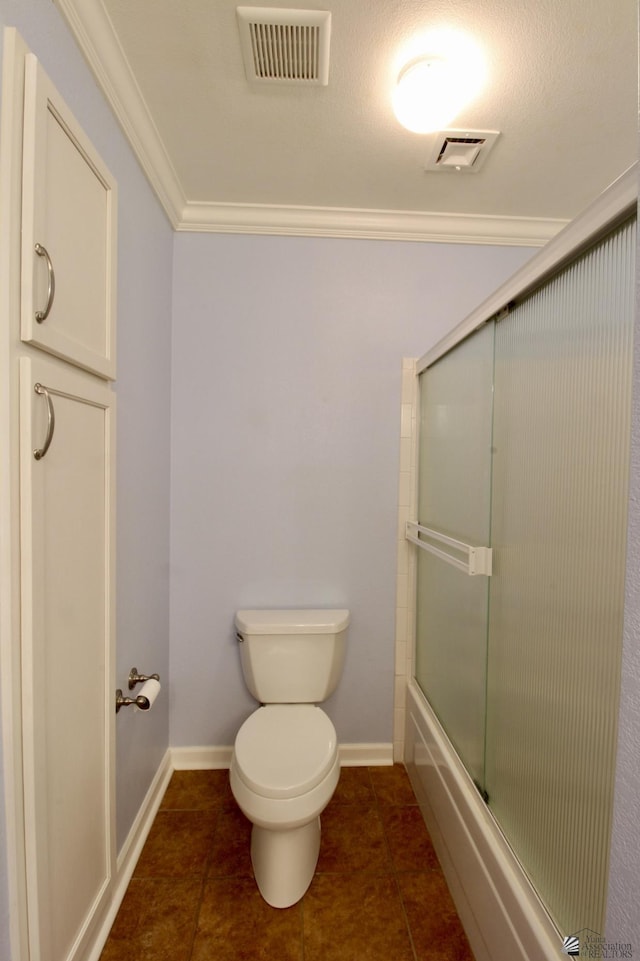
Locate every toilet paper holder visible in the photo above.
<box><xmin>128</xmin><ymin>666</ymin><xmax>160</xmax><ymax>690</ymax></box>
<box><xmin>115</xmin><ymin>667</ymin><xmax>161</xmax><ymax>713</ymax></box>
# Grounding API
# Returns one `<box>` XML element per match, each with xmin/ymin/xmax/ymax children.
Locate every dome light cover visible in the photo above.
<box><xmin>392</xmin><ymin>32</ymin><xmax>486</xmax><ymax>134</ymax></box>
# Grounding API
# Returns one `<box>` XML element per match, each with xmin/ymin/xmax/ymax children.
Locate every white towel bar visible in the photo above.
<box><xmin>406</xmin><ymin>521</ymin><xmax>492</xmax><ymax>576</ymax></box>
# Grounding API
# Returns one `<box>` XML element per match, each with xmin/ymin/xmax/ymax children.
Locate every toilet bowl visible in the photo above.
<box><xmin>230</xmin><ymin>704</ymin><xmax>340</xmax><ymax>907</ymax></box>
<box><xmin>229</xmin><ymin>609</ymin><xmax>349</xmax><ymax>908</ymax></box>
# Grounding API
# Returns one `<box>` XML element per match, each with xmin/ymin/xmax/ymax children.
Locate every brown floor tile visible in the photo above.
<box><xmin>397</xmin><ymin>871</ymin><xmax>475</xmax><ymax>961</ymax></box>
<box><xmin>100</xmin><ymin>878</ymin><xmax>201</xmax><ymax>961</ymax></box>
<box><xmin>105</xmin><ymin>877</ymin><xmax>149</xmax><ymax>941</ymax></box>
<box><xmin>370</xmin><ymin>763</ymin><xmax>418</xmax><ymax>805</ymax></box>
<box><xmin>100</xmin><ymin>938</ymin><xmax>143</xmax><ymax>961</ymax></box>
<box><xmin>133</xmin><ymin>810</ymin><xmax>216</xmax><ymax>879</ymax></box>
<box><xmin>330</xmin><ymin>766</ymin><xmax>375</xmax><ymax>804</ymax></box>
<box><xmin>161</xmin><ymin>769</ymin><xmax>233</xmax><ymax>810</ymax></box>
<box><xmin>104</xmin><ymin>766</ymin><xmax>475</xmax><ymax>961</ymax></box>
<box><xmin>380</xmin><ymin>804</ymin><xmax>441</xmax><ymax>872</ymax></box>
<box><xmin>316</xmin><ymin>802</ymin><xmax>391</xmax><ymax>875</ymax></box>
<box><xmin>303</xmin><ymin>872</ymin><xmax>414</xmax><ymax>961</ymax></box>
<box><xmin>191</xmin><ymin>877</ymin><xmax>303</xmax><ymax>961</ymax></box>
<box><xmin>208</xmin><ymin>803</ymin><xmax>254</xmax><ymax>878</ymax></box>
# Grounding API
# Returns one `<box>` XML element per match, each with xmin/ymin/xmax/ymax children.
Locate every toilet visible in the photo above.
<box><xmin>229</xmin><ymin>608</ymin><xmax>349</xmax><ymax>908</ymax></box>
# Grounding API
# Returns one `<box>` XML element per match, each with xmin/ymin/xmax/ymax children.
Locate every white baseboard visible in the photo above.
<box><xmin>338</xmin><ymin>743</ymin><xmax>394</xmax><ymax>766</ymax></box>
<box><xmin>171</xmin><ymin>745</ymin><xmax>233</xmax><ymax>769</ymax></box>
<box><xmin>114</xmin><ymin>749</ymin><xmax>175</xmax><ymax>876</ymax></box>
<box><xmin>171</xmin><ymin>743</ymin><xmax>394</xmax><ymax>770</ymax></box>
<box><xmin>86</xmin><ymin>748</ymin><xmax>173</xmax><ymax>961</ymax></box>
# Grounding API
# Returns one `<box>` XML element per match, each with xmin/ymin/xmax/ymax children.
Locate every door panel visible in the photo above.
<box><xmin>485</xmin><ymin>221</ymin><xmax>635</xmax><ymax>934</ymax></box>
<box><xmin>20</xmin><ymin>355</ymin><xmax>115</xmax><ymax>961</ymax></box>
<box><xmin>415</xmin><ymin>322</ymin><xmax>494</xmax><ymax>787</ymax></box>
<box><xmin>20</xmin><ymin>54</ymin><xmax>117</xmax><ymax>379</ymax></box>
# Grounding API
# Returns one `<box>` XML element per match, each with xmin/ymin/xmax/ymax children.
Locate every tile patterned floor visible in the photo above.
<box><xmin>100</xmin><ymin>764</ymin><xmax>475</xmax><ymax>961</ymax></box>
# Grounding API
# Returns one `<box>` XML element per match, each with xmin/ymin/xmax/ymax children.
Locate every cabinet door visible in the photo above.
<box><xmin>20</xmin><ymin>356</ymin><xmax>115</xmax><ymax>961</ymax></box>
<box><xmin>21</xmin><ymin>54</ymin><xmax>117</xmax><ymax>379</ymax></box>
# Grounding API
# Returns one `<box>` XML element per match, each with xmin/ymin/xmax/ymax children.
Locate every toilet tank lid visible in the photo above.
<box><xmin>235</xmin><ymin>609</ymin><xmax>350</xmax><ymax>635</ymax></box>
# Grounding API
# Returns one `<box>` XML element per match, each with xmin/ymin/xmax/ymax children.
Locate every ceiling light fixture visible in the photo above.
<box><xmin>392</xmin><ymin>31</ymin><xmax>486</xmax><ymax>134</ymax></box>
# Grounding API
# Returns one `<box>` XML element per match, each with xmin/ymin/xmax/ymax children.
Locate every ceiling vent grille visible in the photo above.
<box><xmin>425</xmin><ymin>130</ymin><xmax>500</xmax><ymax>173</ymax></box>
<box><xmin>237</xmin><ymin>7</ymin><xmax>331</xmax><ymax>85</ymax></box>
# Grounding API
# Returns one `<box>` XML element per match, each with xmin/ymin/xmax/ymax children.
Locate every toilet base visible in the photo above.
<box><xmin>251</xmin><ymin>816</ymin><xmax>321</xmax><ymax>908</ymax></box>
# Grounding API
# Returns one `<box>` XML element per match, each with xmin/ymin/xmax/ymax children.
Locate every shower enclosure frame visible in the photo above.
<box><xmin>397</xmin><ymin>164</ymin><xmax>638</xmax><ymax>961</ymax></box>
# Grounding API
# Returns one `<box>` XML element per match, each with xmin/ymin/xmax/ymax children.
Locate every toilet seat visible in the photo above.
<box><xmin>233</xmin><ymin>704</ymin><xmax>337</xmax><ymax>800</ymax></box>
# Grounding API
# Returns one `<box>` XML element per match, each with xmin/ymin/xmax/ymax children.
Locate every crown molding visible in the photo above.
<box><xmin>54</xmin><ymin>0</ymin><xmax>567</xmax><ymax>245</ymax></box>
<box><xmin>54</xmin><ymin>0</ymin><xmax>185</xmax><ymax>228</ymax></box>
<box><xmin>179</xmin><ymin>200</ymin><xmax>566</xmax><ymax>245</ymax></box>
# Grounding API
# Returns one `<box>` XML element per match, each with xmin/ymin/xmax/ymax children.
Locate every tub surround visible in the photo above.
<box><xmin>405</xmin><ymin>682</ymin><xmax>561</xmax><ymax>961</ymax></box>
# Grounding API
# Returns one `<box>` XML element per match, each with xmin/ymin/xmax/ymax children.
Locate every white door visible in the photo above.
<box><xmin>19</xmin><ymin>355</ymin><xmax>115</xmax><ymax>961</ymax></box>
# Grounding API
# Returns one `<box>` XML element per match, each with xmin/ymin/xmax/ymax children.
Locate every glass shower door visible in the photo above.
<box><xmin>411</xmin><ymin>213</ymin><xmax>635</xmax><ymax>938</ymax></box>
<box><xmin>485</xmin><ymin>219</ymin><xmax>635</xmax><ymax>934</ymax></box>
<box><xmin>415</xmin><ymin>322</ymin><xmax>494</xmax><ymax>788</ymax></box>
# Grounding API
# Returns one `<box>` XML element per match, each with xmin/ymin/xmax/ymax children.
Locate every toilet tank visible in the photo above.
<box><xmin>235</xmin><ymin>609</ymin><xmax>349</xmax><ymax>704</ymax></box>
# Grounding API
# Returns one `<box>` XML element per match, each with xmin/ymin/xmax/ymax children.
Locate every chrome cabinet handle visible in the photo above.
<box><xmin>33</xmin><ymin>383</ymin><xmax>55</xmax><ymax>460</ymax></box>
<box><xmin>34</xmin><ymin>243</ymin><xmax>55</xmax><ymax>323</ymax></box>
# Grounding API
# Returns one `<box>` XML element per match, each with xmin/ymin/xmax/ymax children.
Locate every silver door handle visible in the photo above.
<box><xmin>33</xmin><ymin>383</ymin><xmax>55</xmax><ymax>460</ymax></box>
<box><xmin>34</xmin><ymin>243</ymin><xmax>55</xmax><ymax>323</ymax></box>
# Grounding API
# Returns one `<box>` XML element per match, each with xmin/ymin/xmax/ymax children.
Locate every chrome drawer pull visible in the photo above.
<box><xmin>33</xmin><ymin>383</ymin><xmax>55</xmax><ymax>460</ymax></box>
<box><xmin>34</xmin><ymin>243</ymin><xmax>55</xmax><ymax>323</ymax></box>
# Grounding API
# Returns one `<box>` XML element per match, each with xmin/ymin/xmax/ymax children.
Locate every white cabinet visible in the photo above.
<box><xmin>1</xmin><ymin>30</ymin><xmax>118</xmax><ymax>961</ymax></box>
<box><xmin>19</xmin><ymin>355</ymin><xmax>116</xmax><ymax>961</ymax></box>
<box><xmin>21</xmin><ymin>53</ymin><xmax>117</xmax><ymax>380</ymax></box>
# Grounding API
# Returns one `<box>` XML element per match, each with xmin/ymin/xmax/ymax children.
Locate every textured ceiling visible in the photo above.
<box><xmin>55</xmin><ymin>0</ymin><xmax>638</xmax><ymax>241</ymax></box>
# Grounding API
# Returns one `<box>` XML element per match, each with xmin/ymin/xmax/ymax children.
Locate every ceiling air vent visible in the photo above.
<box><xmin>425</xmin><ymin>130</ymin><xmax>500</xmax><ymax>173</ymax></box>
<box><xmin>237</xmin><ymin>7</ymin><xmax>331</xmax><ymax>85</ymax></box>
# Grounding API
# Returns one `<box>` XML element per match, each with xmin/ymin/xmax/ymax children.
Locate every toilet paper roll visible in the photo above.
<box><xmin>136</xmin><ymin>678</ymin><xmax>161</xmax><ymax>711</ymax></box>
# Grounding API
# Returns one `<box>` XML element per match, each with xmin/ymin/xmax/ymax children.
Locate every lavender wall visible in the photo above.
<box><xmin>169</xmin><ymin>234</ymin><xmax>534</xmax><ymax>748</ymax></box>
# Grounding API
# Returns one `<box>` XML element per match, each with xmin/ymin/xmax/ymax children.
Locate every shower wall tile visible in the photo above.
<box><xmin>397</xmin><ymin>538</ymin><xmax>409</xmax><ymax>576</ymax></box>
<box><xmin>397</xmin><ymin>471</ymin><xmax>412</xmax><ymax>509</ymax></box>
<box><xmin>394</xmin><ymin>708</ymin><xmax>406</xmax><ymax>750</ymax></box>
<box><xmin>397</xmin><ymin>505</ymin><xmax>410</xmax><ymax>539</ymax></box>
<box><xmin>399</xmin><ymin>437</ymin><xmax>412</xmax><ymax>472</ymax></box>
<box><xmin>400</xmin><ymin>403</ymin><xmax>413</xmax><ymax>438</ymax></box>
<box><xmin>394</xmin><ymin>359</ymin><xmax>418</xmax><ymax>762</ymax></box>
<box><xmin>396</xmin><ymin>573</ymin><xmax>408</xmax><ymax>607</ymax></box>
<box><xmin>395</xmin><ymin>606</ymin><xmax>407</xmax><ymax>642</ymax></box>
<box><xmin>395</xmin><ymin>639</ymin><xmax>407</xmax><ymax>676</ymax></box>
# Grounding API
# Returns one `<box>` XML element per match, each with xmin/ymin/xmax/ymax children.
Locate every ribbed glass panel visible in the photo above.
<box><xmin>416</xmin><ymin>323</ymin><xmax>494</xmax><ymax>785</ymax></box>
<box><xmin>485</xmin><ymin>218</ymin><xmax>635</xmax><ymax>935</ymax></box>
